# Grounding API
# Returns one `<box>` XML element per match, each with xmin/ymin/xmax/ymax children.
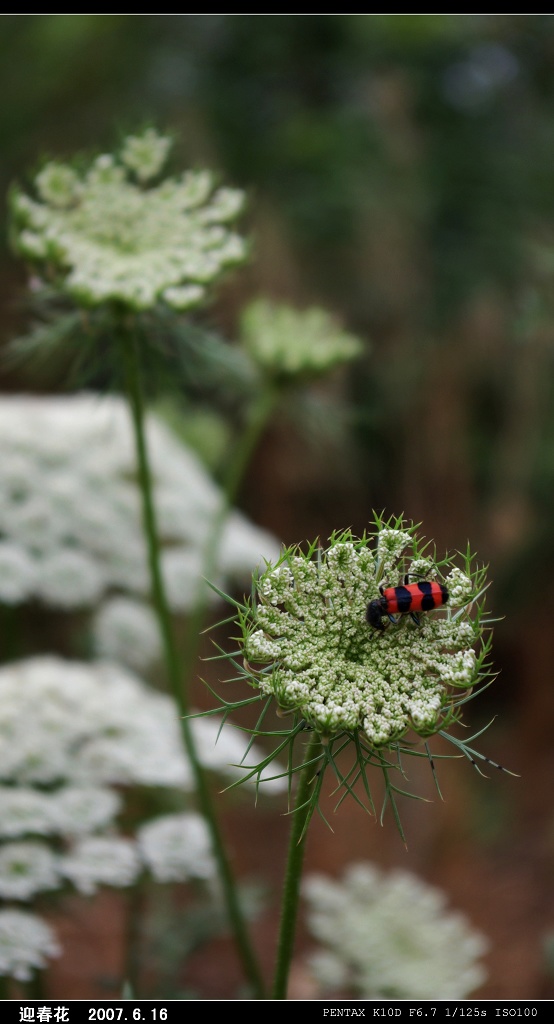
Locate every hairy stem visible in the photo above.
<box><xmin>119</xmin><ymin>322</ymin><xmax>265</xmax><ymax>998</ymax></box>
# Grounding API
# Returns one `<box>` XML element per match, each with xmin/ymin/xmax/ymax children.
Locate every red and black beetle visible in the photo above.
<box><xmin>366</xmin><ymin>579</ymin><xmax>449</xmax><ymax>631</ymax></box>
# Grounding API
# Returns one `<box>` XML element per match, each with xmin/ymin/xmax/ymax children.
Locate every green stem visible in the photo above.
<box><xmin>119</xmin><ymin>322</ymin><xmax>265</xmax><ymax>999</ymax></box>
<box><xmin>124</xmin><ymin>874</ymin><xmax>146</xmax><ymax>997</ymax></box>
<box><xmin>272</xmin><ymin>733</ymin><xmax>321</xmax><ymax>1000</ymax></box>
<box><xmin>2</xmin><ymin>603</ymin><xmax>22</xmax><ymax>662</ymax></box>
<box><xmin>180</xmin><ymin>383</ymin><xmax>278</xmax><ymax>677</ymax></box>
<box><xmin>25</xmin><ymin>970</ymin><xmax>44</xmax><ymax>999</ymax></box>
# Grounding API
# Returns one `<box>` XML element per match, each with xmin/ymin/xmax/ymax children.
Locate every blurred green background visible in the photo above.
<box><xmin>2</xmin><ymin>13</ymin><xmax>554</xmax><ymax>999</ymax></box>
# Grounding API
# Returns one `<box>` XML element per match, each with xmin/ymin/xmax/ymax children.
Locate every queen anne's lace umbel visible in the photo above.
<box><xmin>0</xmin><ymin>656</ymin><xmax>285</xmax><ymax>794</ymax></box>
<box><xmin>0</xmin><ymin>655</ymin><xmax>286</xmax><ymax>976</ymax></box>
<box><xmin>0</xmin><ymin>910</ymin><xmax>60</xmax><ymax>981</ymax></box>
<box><xmin>244</xmin><ymin>525</ymin><xmax>483</xmax><ymax>747</ymax></box>
<box><xmin>0</xmin><ymin>394</ymin><xmax>280</xmax><ymax>620</ymax></box>
<box><xmin>304</xmin><ymin>863</ymin><xmax>488</xmax><ymax>999</ymax></box>
<box><xmin>137</xmin><ymin>812</ymin><xmax>216</xmax><ymax>883</ymax></box>
<box><xmin>240</xmin><ymin>300</ymin><xmax>363</xmax><ymax>379</ymax></box>
<box><xmin>11</xmin><ymin>130</ymin><xmax>246</xmax><ymax>312</ymax></box>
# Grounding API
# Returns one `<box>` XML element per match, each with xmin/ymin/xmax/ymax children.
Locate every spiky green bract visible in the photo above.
<box><xmin>206</xmin><ymin>515</ymin><xmax>499</xmax><ymax>838</ymax></box>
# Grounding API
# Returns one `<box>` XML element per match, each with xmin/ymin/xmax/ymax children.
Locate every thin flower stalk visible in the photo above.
<box><xmin>272</xmin><ymin>732</ymin><xmax>321</xmax><ymax>1000</ymax></box>
<box><xmin>119</xmin><ymin>322</ymin><xmax>265</xmax><ymax>998</ymax></box>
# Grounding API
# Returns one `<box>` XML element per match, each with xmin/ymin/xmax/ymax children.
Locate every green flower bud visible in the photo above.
<box><xmin>240</xmin><ymin>300</ymin><xmax>363</xmax><ymax>380</ymax></box>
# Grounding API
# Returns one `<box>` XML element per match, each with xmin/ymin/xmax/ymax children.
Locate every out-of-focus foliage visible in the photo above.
<box><xmin>3</xmin><ymin>15</ymin><xmax>554</xmax><ymax>622</ymax></box>
<box><xmin>3</xmin><ymin>15</ymin><xmax>554</xmax><ymax>303</ymax></box>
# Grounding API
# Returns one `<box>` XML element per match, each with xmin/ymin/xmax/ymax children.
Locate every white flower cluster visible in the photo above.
<box><xmin>240</xmin><ymin>300</ymin><xmax>362</xmax><ymax>378</ymax></box>
<box><xmin>245</xmin><ymin>530</ymin><xmax>477</xmax><ymax>745</ymax></box>
<box><xmin>0</xmin><ymin>394</ymin><xmax>280</xmax><ymax>638</ymax></box>
<box><xmin>0</xmin><ymin>843</ymin><xmax>60</xmax><ymax>901</ymax></box>
<box><xmin>92</xmin><ymin>596</ymin><xmax>162</xmax><ymax>671</ymax></box>
<box><xmin>60</xmin><ymin>837</ymin><xmax>140</xmax><ymax>896</ymax></box>
<box><xmin>446</xmin><ymin>566</ymin><xmax>475</xmax><ymax>605</ymax></box>
<box><xmin>12</xmin><ymin>130</ymin><xmax>247</xmax><ymax>311</ymax></box>
<box><xmin>375</xmin><ymin>528</ymin><xmax>413</xmax><ymax>579</ymax></box>
<box><xmin>120</xmin><ymin>129</ymin><xmax>172</xmax><ymax>184</ymax></box>
<box><xmin>0</xmin><ymin>656</ymin><xmax>285</xmax><ymax>794</ymax></box>
<box><xmin>0</xmin><ymin>655</ymin><xmax>284</xmax><ymax>977</ymax></box>
<box><xmin>0</xmin><ymin>814</ymin><xmax>216</xmax><ymax>905</ymax></box>
<box><xmin>0</xmin><ymin>910</ymin><xmax>60</xmax><ymax>982</ymax></box>
<box><xmin>137</xmin><ymin>812</ymin><xmax>216</xmax><ymax>883</ymax></box>
<box><xmin>304</xmin><ymin>863</ymin><xmax>489</xmax><ymax>999</ymax></box>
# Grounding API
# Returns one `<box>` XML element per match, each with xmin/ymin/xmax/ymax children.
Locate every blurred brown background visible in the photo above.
<box><xmin>2</xmin><ymin>14</ymin><xmax>554</xmax><ymax>1000</ymax></box>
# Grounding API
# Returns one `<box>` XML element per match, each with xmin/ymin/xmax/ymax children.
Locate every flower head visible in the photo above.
<box><xmin>214</xmin><ymin>515</ymin><xmax>501</xmax><ymax>832</ymax></box>
<box><xmin>244</xmin><ymin>519</ymin><xmax>484</xmax><ymax>745</ymax></box>
<box><xmin>0</xmin><ymin>654</ymin><xmax>287</xmax><ymax>808</ymax></box>
<box><xmin>240</xmin><ymin>300</ymin><xmax>363</xmax><ymax>380</ymax></box>
<box><xmin>11</xmin><ymin>129</ymin><xmax>246</xmax><ymax>311</ymax></box>
<box><xmin>0</xmin><ymin>394</ymin><xmax>280</xmax><ymax>613</ymax></box>
<box><xmin>137</xmin><ymin>812</ymin><xmax>216</xmax><ymax>883</ymax></box>
<box><xmin>0</xmin><ymin>842</ymin><xmax>61</xmax><ymax>901</ymax></box>
<box><xmin>0</xmin><ymin>650</ymin><xmax>285</xmax><ymax>968</ymax></box>
<box><xmin>92</xmin><ymin>596</ymin><xmax>162</xmax><ymax>670</ymax></box>
<box><xmin>304</xmin><ymin>862</ymin><xmax>489</xmax><ymax>999</ymax></box>
<box><xmin>0</xmin><ymin>910</ymin><xmax>60</xmax><ymax>981</ymax></box>
<box><xmin>60</xmin><ymin>836</ymin><xmax>140</xmax><ymax>896</ymax></box>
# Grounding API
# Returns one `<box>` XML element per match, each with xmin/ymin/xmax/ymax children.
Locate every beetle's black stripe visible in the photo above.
<box><xmin>416</xmin><ymin>581</ymin><xmax>436</xmax><ymax>611</ymax></box>
<box><xmin>415</xmin><ymin>581</ymin><xmax>449</xmax><ymax>610</ymax></box>
<box><xmin>394</xmin><ymin>585</ymin><xmax>413</xmax><ymax>613</ymax></box>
